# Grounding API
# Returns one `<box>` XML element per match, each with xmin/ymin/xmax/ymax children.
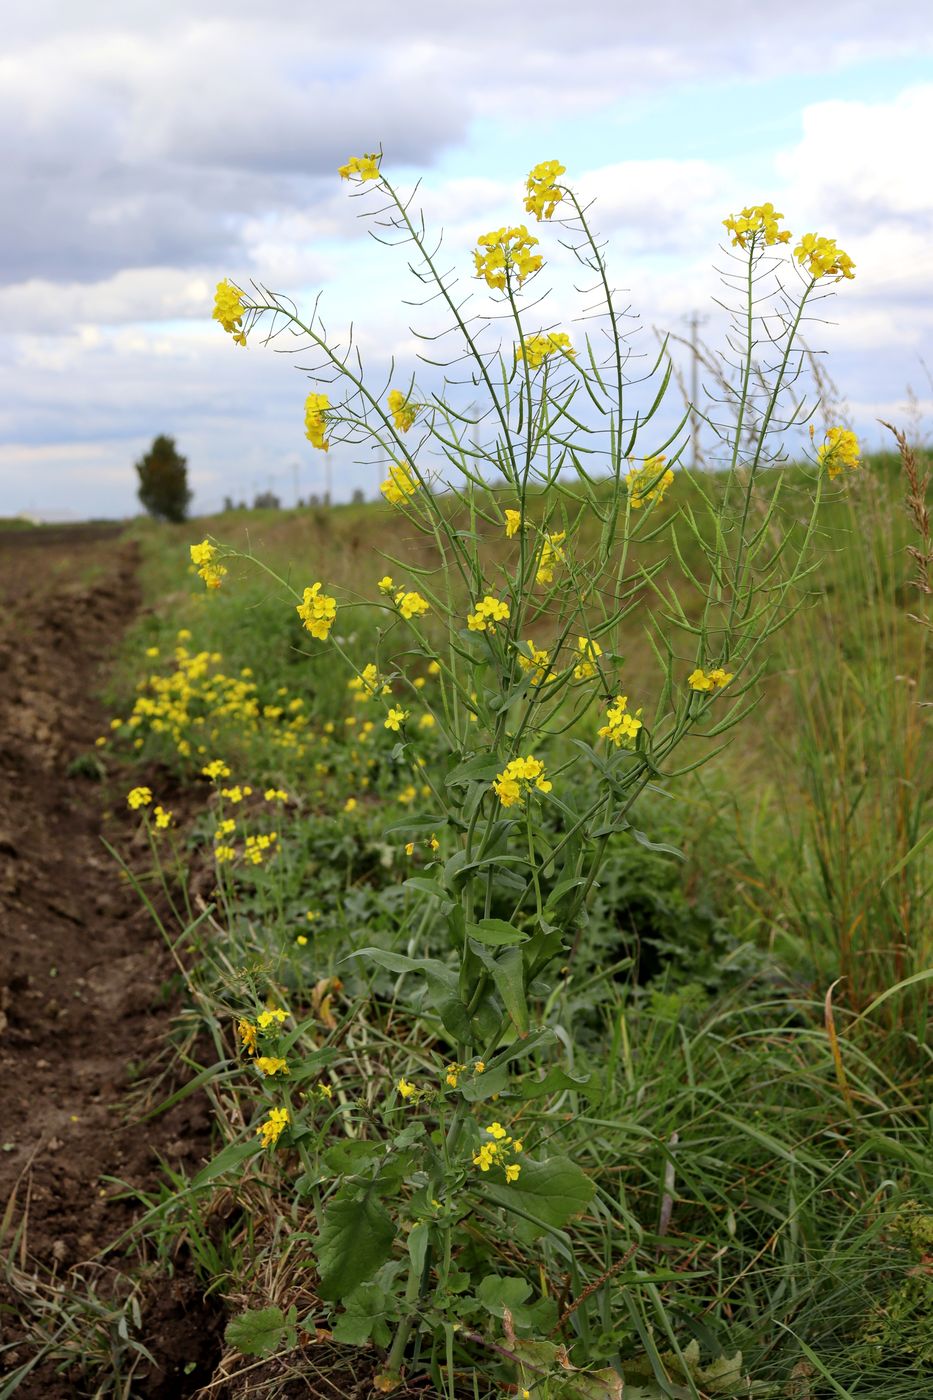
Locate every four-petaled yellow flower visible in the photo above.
<box><xmin>524</xmin><ymin>159</ymin><xmax>566</xmax><ymax>221</ymax></box>
<box><xmin>388</xmin><ymin>389</ymin><xmax>418</xmax><ymax>433</ymax></box>
<box><xmin>504</xmin><ymin>508</ymin><xmax>523</xmax><ymax>538</ymax></box>
<box><xmin>153</xmin><ymin>805</ymin><xmax>173</xmax><ymax>829</ymax></box>
<box><xmin>517</xmin><ymin>640</ymin><xmax>555</xmax><ymax>687</ymax></box>
<box><xmin>794</xmin><ymin>233</ymin><xmax>855</xmax><ymax>282</ymax></box>
<box><xmin>384</xmin><ymin>706</ymin><xmax>408</xmax><ymax>731</ymax></box>
<box><xmin>397</xmin><ymin>1078</ymin><xmax>416</xmax><ymax>1099</ymax></box>
<box><xmin>493</xmin><ymin>755</ymin><xmax>552</xmax><ymax>808</ymax></box>
<box><xmin>472</xmin><ymin>1121</ymin><xmax>523</xmax><ymax>1180</ymax></box>
<box><xmin>722</xmin><ymin>203</ymin><xmax>791</xmax><ymax>250</ymax></box>
<box><xmin>573</xmin><ymin>636</ymin><xmax>602</xmax><ymax>680</ymax></box>
<box><xmin>338</xmin><ymin>153</ymin><xmax>381</xmax><ymax>182</ymax></box>
<box><xmin>536</xmin><ymin>531</ymin><xmax>566</xmax><ymax>586</ymax></box>
<box><xmin>467</xmin><ymin>595</ymin><xmax>510</xmax><ymax>633</ymax></box>
<box><xmin>256</xmin><ymin>1106</ymin><xmax>289</xmax><ymax>1148</ymax></box>
<box><xmin>516</xmin><ymin>332</ymin><xmax>575</xmax><ymax>369</ymax></box>
<box><xmin>212</xmin><ymin>278</ymin><xmax>248</xmax><ymax>346</ymax></box>
<box><xmin>238</xmin><ymin>1018</ymin><xmax>258</xmax><ymax>1055</ymax></box>
<box><xmin>304</xmin><ymin>392</ymin><xmax>330</xmax><ymax>451</ymax></box>
<box><xmin>202</xmin><ymin>758</ymin><xmax>232</xmax><ymax>780</ymax></box>
<box><xmin>394</xmin><ymin>589</ymin><xmax>429</xmax><ymax>620</ymax></box>
<box><xmin>381</xmin><ymin>461</ymin><xmax>419</xmax><ymax>506</ymax></box>
<box><xmin>296</xmin><ymin>582</ymin><xmax>337</xmax><ymax>640</ymax></box>
<box><xmin>257</xmin><ymin>1006</ymin><xmax>288</xmax><ymax>1029</ymax></box>
<box><xmin>688</xmin><ymin>666</ymin><xmax>733</xmax><ymax>692</ymax></box>
<box><xmin>190</xmin><ymin>539</ymin><xmax>228</xmax><ymax>590</ymax></box>
<box><xmin>626</xmin><ymin>457</ymin><xmax>674</xmax><ymax>510</ymax></box>
<box><xmin>817</xmin><ymin>426</ymin><xmax>861</xmax><ymax>479</ymax></box>
<box><xmin>256</xmin><ymin>1056</ymin><xmax>289</xmax><ymax>1076</ymax></box>
<box><xmin>126</xmin><ymin>786</ymin><xmax>152</xmax><ymax>810</ymax></box>
<box><xmin>473</xmin><ymin>225</ymin><xmax>543</xmax><ymax>291</ymax></box>
<box><xmin>598</xmin><ymin>694</ymin><xmax>643</xmax><ymax>750</ymax></box>
<box><xmin>377</xmin><ymin>575</ymin><xmax>395</xmax><ymax>594</ymax></box>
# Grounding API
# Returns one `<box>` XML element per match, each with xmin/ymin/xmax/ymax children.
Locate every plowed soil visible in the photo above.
<box><xmin>0</xmin><ymin>526</ymin><xmax>222</xmax><ymax>1395</ymax></box>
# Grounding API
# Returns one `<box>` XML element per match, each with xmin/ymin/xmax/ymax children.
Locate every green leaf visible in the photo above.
<box><xmin>343</xmin><ymin>947</ymin><xmax>457</xmax><ymax>1000</ymax></box>
<box><xmin>476</xmin><ymin>1274</ymin><xmax>531</xmax><ymax>1316</ymax></box>
<box><xmin>446</xmin><ymin>754</ymin><xmax>502</xmax><ymax>787</ymax></box>
<box><xmin>466</xmin><ymin>918</ymin><xmax>528</xmax><ymax>947</ymax></box>
<box><xmin>482</xmin><ymin>1156</ymin><xmax>594</xmax><ymax>1232</ymax></box>
<box><xmin>225</xmin><ymin>1305</ymin><xmax>297</xmax><ymax>1358</ymax></box>
<box><xmin>191</xmin><ymin>1138</ymin><xmax>261</xmax><ymax>1190</ymax></box>
<box><xmin>519</xmin><ymin>1066</ymin><xmax>591</xmax><ymax>1100</ymax></box>
<box><xmin>403</xmin><ymin>876</ymin><xmax>448</xmax><ymax>900</ymax></box>
<box><xmin>473</xmin><ymin>943</ymin><xmax>528</xmax><ymax>1034</ymax></box>
<box><xmin>316</xmin><ymin>1192</ymin><xmax>396</xmax><ymax>1301</ymax></box>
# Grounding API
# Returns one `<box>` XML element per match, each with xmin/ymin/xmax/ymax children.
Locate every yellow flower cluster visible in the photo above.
<box><xmin>296</xmin><ymin>582</ymin><xmax>337</xmax><ymax>640</ymax></box>
<box><xmin>473</xmin><ymin>226</ymin><xmax>543</xmax><ymax>291</ymax></box>
<box><xmin>626</xmin><ymin>457</ymin><xmax>674</xmax><ymax>510</ymax></box>
<box><xmin>381</xmin><ymin>461</ymin><xmax>419</xmax><ymax>506</ymax></box>
<box><xmin>244</xmin><ymin>831</ymin><xmax>278</xmax><ymax>865</ymax></box>
<box><xmin>348</xmin><ymin>663</ymin><xmax>391</xmax><ymax>700</ymax></box>
<box><xmin>573</xmin><ymin>636</ymin><xmax>602</xmax><ymax>680</ymax></box>
<box><xmin>516</xmin><ymin>331</ymin><xmax>575</xmax><ymax>369</ymax></box>
<box><xmin>473</xmin><ymin>1120</ymin><xmax>523</xmax><ymax>1182</ymax></box>
<box><xmin>212</xmin><ymin>279</ymin><xmax>247</xmax><ymax>345</ymax></box>
<box><xmin>395</xmin><ymin>588</ymin><xmax>429</xmax><ymax>620</ymax></box>
<box><xmin>493</xmin><ymin>755</ymin><xmax>552</xmax><ymax>808</ymax></box>
<box><xmin>722</xmin><ymin>203</ymin><xmax>791</xmax><ymax>250</ymax></box>
<box><xmin>256</xmin><ymin>1056</ymin><xmax>289</xmax><ymax>1076</ymax></box>
<box><xmin>338</xmin><ymin>153</ymin><xmax>381</xmax><ymax>182</ymax></box>
<box><xmin>190</xmin><ymin>539</ymin><xmax>228</xmax><ymax>590</ymax></box>
<box><xmin>468</xmin><ymin>595</ymin><xmax>510</xmax><ymax>633</ymax></box>
<box><xmin>126</xmin><ymin>786</ymin><xmax>152</xmax><ymax>810</ymax></box>
<box><xmin>154</xmin><ymin>805</ymin><xmax>173</xmax><ymax>829</ymax></box>
<box><xmin>524</xmin><ymin>159</ymin><xmax>565</xmax><ymax>221</ymax></box>
<box><xmin>536</xmin><ymin>531</ymin><xmax>565</xmax><ymax>586</ymax></box>
<box><xmin>794</xmin><ymin>234</ymin><xmax>855</xmax><ymax>282</ymax></box>
<box><xmin>202</xmin><ymin>758</ymin><xmax>232</xmax><ymax>780</ymax></box>
<box><xmin>504</xmin><ymin>509</ymin><xmax>523</xmax><ymax>538</ymax></box>
<box><xmin>688</xmin><ymin>666</ymin><xmax>733</xmax><ymax>692</ymax></box>
<box><xmin>598</xmin><ymin>694</ymin><xmax>643</xmax><ymax>749</ymax></box>
<box><xmin>384</xmin><ymin>706</ymin><xmax>408</xmax><ymax>731</ymax></box>
<box><xmin>388</xmin><ymin>389</ymin><xmax>418</xmax><ymax>432</ymax></box>
<box><xmin>817</xmin><ymin>426</ymin><xmax>861</xmax><ymax>479</ymax></box>
<box><xmin>256</xmin><ymin>1106</ymin><xmax>290</xmax><ymax>1147</ymax></box>
<box><xmin>517</xmin><ymin>640</ymin><xmax>555</xmax><ymax>687</ymax></box>
<box><xmin>304</xmin><ymin>392</ymin><xmax>330</xmax><ymax>451</ymax></box>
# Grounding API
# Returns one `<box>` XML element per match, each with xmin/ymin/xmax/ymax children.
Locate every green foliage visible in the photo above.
<box><xmin>225</xmin><ymin>1305</ymin><xmax>297</xmax><ymax>1358</ymax></box>
<box><xmin>135</xmin><ymin>433</ymin><xmax>191</xmax><ymax>522</ymax></box>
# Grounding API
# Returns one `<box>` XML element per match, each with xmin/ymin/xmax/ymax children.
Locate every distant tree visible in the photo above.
<box><xmin>351</xmin><ymin>487</ymin><xmax>365</xmax><ymax>504</ymax></box>
<box><xmin>135</xmin><ymin>435</ymin><xmax>191</xmax><ymax>522</ymax></box>
<box><xmin>253</xmin><ymin>490</ymin><xmax>281</xmax><ymax>510</ymax></box>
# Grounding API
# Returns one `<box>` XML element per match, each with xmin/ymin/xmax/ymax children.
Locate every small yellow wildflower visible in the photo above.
<box><xmin>304</xmin><ymin>392</ymin><xmax>330</xmax><ymax>451</ymax></box>
<box><xmin>238</xmin><ymin>1018</ymin><xmax>258</xmax><ymax>1055</ymax></box>
<box><xmin>427</xmin><ymin>660</ymin><xmax>441</xmax><ymax>676</ymax></box>
<box><xmin>305</xmin><ymin>910</ymin><xmax>320</xmax><ymax>923</ymax></box>
<box><xmin>145</xmin><ymin>646</ymin><xmax>159</xmax><ymax>658</ymax></box>
<box><xmin>296</xmin><ymin>934</ymin><xmax>308</xmax><ymax>946</ymax></box>
<box><xmin>214</xmin><ymin>844</ymin><xmax>236</xmax><ymax>863</ymax></box>
<box><xmin>429</xmin><ymin>834</ymin><xmax>440</xmax><ymax>850</ymax></box>
<box><xmin>190</xmin><ymin>538</ymin><xmax>227</xmax><ymax>589</ymax></box>
<box><xmin>397</xmin><ymin>1078</ymin><xmax>416</xmax><ymax>1100</ymax></box>
<box><xmin>256</xmin><ymin>1056</ymin><xmax>289</xmax><ymax>1076</ymax></box>
<box><xmin>418</xmin><ymin>712</ymin><xmax>436</xmax><ymax>730</ymax></box>
<box><xmin>524</xmin><ymin>158</ymin><xmax>566</xmax><ymax>221</ymax></box>
<box><xmin>256</xmin><ymin>1106</ymin><xmax>289</xmax><ymax>1148</ymax></box>
<box><xmin>689</xmin><ymin>666</ymin><xmax>733</xmax><ymax>692</ymax></box>
<box><xmin>384</xmin><ymin>706</ymin><xmax>408</xmax><ymax>731</ymax></box>
<box><xmin>377</xmin><ymin>575</ymin><xmax>395</xmax><ymax>594</ymax></box>
<box><xmin>394</xmin><ymin>589</ymin><xmax>429</xmax><ymax>620</ymax></box>
<box><xmin>202</xmin><ymin>758</ymin><xmax>231</xmax><ymax>780</ymax></box>
<box><xmin>573</xmin><ymin>636</ymin><xmax>602</xmax><ymax>680</ymax></box>
<box><xmin>338</xmin><ymin>152</ymin><xmax>381</xmax><ymax>182</ymax></box>
<box><xmin>504</xmin><ymin>508</ymin><xmax>523</xmax><ymax>538</ymax></box>
<box><xmin>473</xmin><ymin>225</ymin><xmax>543</xmax><ymax>291</ymax></box>
<box><xmin>516</xmin><ymin>331</ymin><xmax>575</xmax><ymax>369</ymax></box>
<box><xmin>794</xmin><ymin>233</ymin><xmax>855</xmax><ymax>281</ymax></box>
<box><xmin>296</xmin><ymin>582</ymin><xmax>337</xmax><ymax>640</ymax></box>
<box><xmin>536</xmin><ymin>531</ymin><xmax>565</xmax><ymax>586</ymax></box>
<box><xmin>445</xmin><ymin>1062</ymin><xmax>465</xmax><ymax>1088</ymax></box>
<box><xmin>126</xmin><ymin>786</ymin><xmax>152</xmax><ymax>810</ymax></box>
<box><xmin>493</xmin><ymin>755</ymin><xmax>552</xmax><ymax>808</ymax></box>
<box><xmin>153</xmin><ymin>805</ymin><xmax>173</xmax><ymax>829</ymax></box>
<box><xmin>473</xmin><ymin>1142</ymin><xmax>499</xmax><ymax>1171</ymax></box>
<box><xmin>381</xmin><ymin>461</ymin><xmax>419</xmax><ymax>506</ymax></box>
<box><xmin>598</xmin><ymin>694</ymin><xmax>643</xmax><ymax>750</ymax></box>
<box><xmin>388</xmin><ymin>389</ymin><xmax>418</xmax><ymax>433</ymax></box>
<box><xmin>474</xmin><ymin>1060</ymin><xmax>485</xmax><ymax>1074</ymax></box>
<box><xmin>817</xmin><ymin>426</ymin><xmax>861</xmax><ymax>479</ymax></box>
<box><xmin>722</xmin><ymin>203</ymin><xmax>791</xmax><ymax>250</ymax></box>
<box><xmin>212</xmin><ymin>278</ymin><xmax>248</xmax><ymax>345</ymax></box>
<box><xmin>257</xmin><ymin>1006</ymin><xmax>288</xmax><ymax>1029</ymax></box>
<box><xmin>220</xmin><ymin>785</ymin><xmax>251</xmax><ymax>803</ymax></box>
<box><xmin>505</xmin><ymin>1163</ymin><xmax>522</xmax><ymax>1183</ymax></box>
<box><xmin>405</xmin><ymin>841</ymin><xmax>415</xmax><ymax>856</ymax></box>
<box><xmin>626</xmin><ymin>456</ymin><xmax>674</xmax><ymax>510</ymax></box>
<box><xmin>318</xmin><ymin>1081</ymin><xmax>333</xmax><ymax>1099</ymax></box>
<box><xmin>467</xmin><ymin>595</ymin><xmax>510</xmax><ymax>633</ymax></box>
<box><xmin>344</xmin><ymin>797</ymin><xmax>358</xmax><ymax>812</ymax></box>
<box><xmin>263</xmin><ymin>788</ymin><xmax>289</xmax><ymax>802</ymax></box>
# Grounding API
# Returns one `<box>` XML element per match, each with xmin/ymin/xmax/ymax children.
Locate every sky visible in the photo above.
<box><xmin>2</xmin><ymin>2</ymin><xmax>932</xmax><ymax>519</ymax></box>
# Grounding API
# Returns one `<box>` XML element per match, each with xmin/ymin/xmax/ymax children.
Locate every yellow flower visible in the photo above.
<box><xmin>467</xmin><ymin>595</ymin><xmax>510</xmax><ymax>633</ymax></box>
<box><xmin>381</xmin><ymin>461</ymin><xmax>419</xmax><ymax>506</ymax></box>
<box><xmin>817</xmin><ymin>426</ymin><xmax>861</xmax><ymax>479</ymax></box>
<box><xmin>385</xmin><ymin>706</ymin><xmax>408</xmax><ymax>731</ymax></box>
<box><xmin>202</xmin><ymin>758</ymin><xmax>231</xmax><ymax>780</ymax></box>
<box><xmin>214</xmin><ymin>844</ymin><xmax>236</xmax><ymax>863</ymax></box>
<box><xmin>504</xmin><ymin>508</ymin><xmax>523</xmax><ymax>538</ymax></box>
<box><xmin>473</xmin><ymin>1142</ymin><xmax>498</xmax><ymax>1171</ymax></box>
<box><xmin>429</xmin><ymin>834</ymin><xmax>440</xmax><ymax>851</ymax></box>
<box><xmin>626</xmin><ymin>456</ymin><xmax>674</xmax><ymax>510</ymax></box>
<box><xmin>153</xmin><ymin>805</ymin><xmax>173</xmax><ymax>829</ymax></box>
<box><xmin>485</xmin><ymin>1121</ymin><xmax>508</xmax><ymax>1139</ymax></box>
<box><xmin>343</xmin><ymin>797</ymin><xmax>358</xmax><ymax>812</ymax></box>
<box><xmin>238</xmin><ymin>1019</ymin><xmax>258</xmax><ymax>1055</ymax></box>
<box><xmin>377</xmin><ymin>575</ymin><xmax>395</xmax><ymax>594</ymax></box>
<box><xmin>427</xmin><ymin>660</ymin><xmax>441</xmax><ymax>675</ymax></box>
<box><xmin>722</xmin><ymin>203</ymin><xmax>791</xmax><ymax>250</ymax></box>
<box><xmin>338</xmin><ymin>153</ymin><xmax>381</xmax><ymax>182</ymax></box>
<box><xmin>405</xmin><ymin>841</ymin><xmax>415</xmax><ymax>856</ymax></box>
<box><xmin>536</xmin><ymin>531</ymin><xmax>565</xmax><ymax>586</ymax></box>
<box><xmin>304</xmin><ymin>392</ymin><xmax>330</xmax><ymax>451</ymax></box>
<box><xmin>473</xmin><ymin>1060</ymin><xmax>485</xmax><ymax>1074</ymax></box>
<box><xmin>263</xmin><ymin>788</ymin><xmax>289</xmax><ymax>802</ymax></box>
<box><xmin>598</xmin><ymin>694</ymin><xmax>643</xmax><ymax>750</ymax></box>
<box><xmin>189</xmin><ymin>538</ymin><xmax>228</xmax><ymax>590</ymax></box>
<box><xmin>394</xmin><ymin>589</ymin><xmax>429</xmax><ymax>620</ymax></box>
<box><xmin>388</xmin><ymin>389</ymin><xmax>418</xmax><ymax>432</ymax></box>
<box><xmin>493</xmin><ymin>755</ymin><xmax>552</xmax><ymax>808</ymax></box>
<box><xmin>505</xmin><ymin>1163</ymin><xmax>522</xmax><ymax>1183</ymax></box>
<box><xmin>473</xmin><ymin>225</ymin><xmax>543</xmax><ymax>291</ymax></box>
<box><xmin>257</xmin><ymin>1006</ymin><xmax>288</xmax><ymax>1029</ymax></box>
<box><xmin>212</xmin><ymin>278</ymin><xmax>248</xmax><ymax>345</ymax></box>
<box><xmin>220</xmin><ymin>785</ymin><xmax>251</xmax><ymax>803</ymax></box>
<box><xmin>445</xmin><ymin>1062</ymin><xmax>465</xmax><ymax>1088</ymax></box>
<box><xmin>296</xmin><ymin>582</ymin><xmax>337</xmax><ymax>640</ymax></box>
<box><xmin>256</xmin><ymin>1106</ymin><xmax>290</xmax><ymax>1148</ymax></box>
<box><xmin>516</xmin><ymin>331</ymin><xmax>575</xmax><ymax>369</ymax></box>
<box><xmin>126</xmin><ymin>786</ymin><xmax>152</xmax><ymax>810</ymax></box>
<box><xmin>296</xmin><ymin>934</ymin><xmax>308</xmax><ymax>946</ymax></box>
<box><xmin>318</xmin><ymin>1081</ymin><xmax>333</xmax><ymax>1099</ymax></box>
<box><xmin>517</xmin><ymin>640</ymin><xmax>554</xmax><ymax>687</ymax></box>
<box><xmin>794</xmin><ymin>233</ymin><xmax>855</xmax><ymax>281</ymax></box>
<box><xmin>524</xmin><ymin>159</ymin><xmax>566</xmax><ymax>221</ymax></box>
<box><xmin>145</xmin><ymin>646</ymin><xmax>159</xmax><ymax>658</ymax></box>
<box><xmin>573</xmin><ymin>636</ymin><xmax>602</xmax><ymax>680</ymax></box>
<box><xmin>256</xmin><ymin>1056</ymin><xmax>289</xmax><ymax>1076</ymax></box>
<box><xmin>397</xmin><ymin>1078</ymin><xmax>416</xmax><ymax>1099</ymax></box>
<box><xmin>689</xmin><ymin>666</ymin><xmax>732</xmax><ymax>692</ymax></box>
